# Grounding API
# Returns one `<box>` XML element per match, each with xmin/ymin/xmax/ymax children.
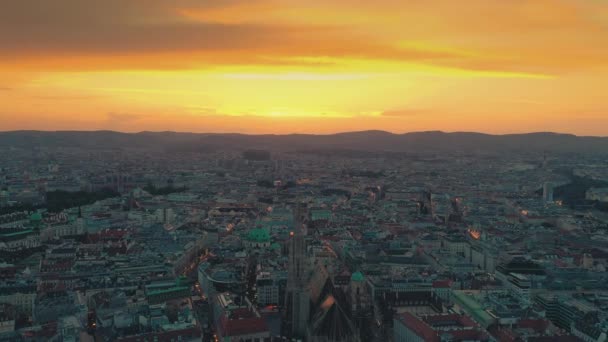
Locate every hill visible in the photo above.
<box><xmin>0</xmin><ymin>130</ymin><xmax>607</xmax><ymax>154</ymax></box>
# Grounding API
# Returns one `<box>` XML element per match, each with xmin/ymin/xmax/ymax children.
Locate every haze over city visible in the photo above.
<box><xmin>1</xmin><ymin>0</ymin><xmax>607</xmax><ymax>135</ymax></box>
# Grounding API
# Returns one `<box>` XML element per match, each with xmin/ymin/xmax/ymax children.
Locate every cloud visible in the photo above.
<box><xmin>381</xmin><ymin>109</ymin><xmax>427</xmax><ymax>117</ymax></box>
<box><xmin>0</xmin><ymin>87</ymin><xmax>12</xmax><ymax>91</ymax></box>
<box><xmin>32</xmin><ymin>95</ymin><xmax>102</xmax><ymax>100</ymax></box>
<box><xmin>222</xmin><ymin>72</ymin><xmax>373</xmax><ymax>81</ymax></box>
<box><xmin>105</xmin><ymin>112</ymin><xmax>147</xmax><ymax>126</ymax></box>
<box><xmin>0</xmin><ymin>0</ymin><xmax>302</xmax><ymax>59</ymax></box>
<box><xmin>0</xmin><ymin>0</ymin><xmax>606</xmax><ymax>76</ymax></box>
<box><xmin>182</xmin><ymin>106</ymin><xmax>220</xmax><ymax>117</ymax></box>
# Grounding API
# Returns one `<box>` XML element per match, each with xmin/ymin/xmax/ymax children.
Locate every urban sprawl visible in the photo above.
<box><xmin>1</xmin><ymin>146</ymin><xmax>608</xmax><ymax>342</ymax></box>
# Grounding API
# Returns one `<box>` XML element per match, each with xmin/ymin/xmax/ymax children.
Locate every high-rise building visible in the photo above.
<box><xmin>0</xmin><ymin>190</ymin><xmax>8</xmax><ymax>208</ymax></box>
<box><xmin>543</xmin><ymin>182</ymin><xmax>554</xmax><ymax>203</ymax></box>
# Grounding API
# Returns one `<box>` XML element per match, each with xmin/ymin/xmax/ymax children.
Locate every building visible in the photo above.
<box><xmin>495</xmin><ymin>258</ymin><xmax>546</xmax><ymax>289</ymax></box>
<box><xmin>432</xmin><ymin>280</ymin><xmax>453</xmax><ymax>304</ymax></box>
<box><xmin>146</xmin><ymin>286</ymin><xmax>190</xmax><ymax>305</ymax></box>
<box><xmin>451</xmin><ymin>291</ymin><xmax>496</xmax><ymax>329</ymax></box>
<box><xmin>349</xmin><ymin>272</ymin><xmax>369</xmax><ymax>312</ymax></box>
<box><xmin>444</xmin><ymin>236</ymin><xmax>470</xmax><ymax>258</ymax></box>
<box><xmin>212</xmin><ymin>292</ymin><xmax>270</xmax><ymax>342</ymax></box>
<box><xmin>543</xmin><ymin>182</ymin><xmax>554</xmax><ymax>203</ymax></box>
<box><xmin>0</xmin><ymin>281</ymin><xmax>37</xmax><ymax>315</ymax></box>
<box><xmin>0</xmin><ymin>229</ymin><xmax>41</xmax><ymax>252</ymax></box>
<box><xmin>586</xmin><ymin>187</ymin><xmax>608</xmax><ymax>203</ymax></box>
<box><xmin>506</xmin><ymin>273</ymin><xmax>532</xmax><ymax>305</ymax></box>
<box><xmin>256</xmin><ymin>271</ymin><xmax>284</xmax><ymax>306</ymax></box>
<box><xmin>0</xmin><ymin>303</ymin><xmax>16</xmax><ymax>335</ymax></box>
<box><xmin>0</xmin><ymin>191</ymin><xmax>9</xmax><ymax>208</ymax></box>
<box><xmin>244</xmin><ymin>228</ymin><xmax>271</xmax><ymax>249</ymax></box>
<box><xmin>394</xmin><ymin>312</ymin><xmax>490</xmax><ymax>342</ymax></box>
<box><xmin>469</xmin><ymin>243</ymin><xmax>498</xmax><ymax>273</ymax></box>
<box><xmin>198</xmin><ymin>262</ymin><xmax>246</xmax><ymax>299</ymax></box>
<box><xmin>535</xmin><ymin>294</ymin><xmax>601</xmax><ymax>333</ymax></box>
<box><xmin>155</xmin><ymin>208</ymin><xmax>175</xmax><ymax>224</ymax></box>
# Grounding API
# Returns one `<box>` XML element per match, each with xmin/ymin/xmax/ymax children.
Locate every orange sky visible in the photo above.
<box><xmin>1</xmin><ymin>0</ymin><xmax>607</xmax><ymax>135</ymax></box>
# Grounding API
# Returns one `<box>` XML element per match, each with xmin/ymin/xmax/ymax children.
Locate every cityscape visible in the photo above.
<box><xmin>2</xmin><ymin>0</ymin><xmax>608</xmax><ymax>341</ymax></box>
<box><xmin>0</xmin><ymin>131</ymin><xmax>607</xmax><ymax>341</ymax></box>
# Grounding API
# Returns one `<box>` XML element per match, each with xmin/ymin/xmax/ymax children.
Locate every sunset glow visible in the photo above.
<box><xmin>1</xmin><ymin>0</ymin><xmax>607</xmax><ymax>135</ymax></box>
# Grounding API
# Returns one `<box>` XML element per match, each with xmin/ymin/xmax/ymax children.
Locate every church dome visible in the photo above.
<box><xmin>351</xmin><ymin>271</ymin><xmax>364</xmax><ymax>282</ymax></box>
<box><xmin>246</xmin><ymin>228</ymin><xmax>270</xmax><ymax>243</ymax></box>
<box><xmin>30</xmin><ymin>212</ymin><xmax>42</xmax><ymax>222</ymax></box>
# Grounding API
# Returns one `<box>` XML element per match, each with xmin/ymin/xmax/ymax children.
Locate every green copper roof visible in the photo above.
<box><xmin>1</xmin><ymin>229</ymin><xmax>34</xmax><ymax>238</ymax></box>
<box><xmin>147</xmin><ymin>286</ymin><xmax>189</xmax><ymax>297</ymax></box>
<box><xmin>246</xmin><ymin>228</ymin><xmax>270</xmax><ymax>243</ymax></box>
<box><xmin>452</xmin><ymin>291</ymin><xmax>494</xmax><ymax>327</ymax></box>
<box><xmin>311</xmin><ymin>209</ymin><xmax>331</xmax><ymax>221</ymax></box>
<box><xmin>30</xmin><ymin>212</ymin><xmax>42</xmax><ymax>222</ymax></box>
<box><xmin>176</xmin><ymin>275</ymin><xmax>189</xmax><ymax>287</ymax></box>
<box><xmin>351</xmin><ymin>271</ymin><xmax>364</xmax><ymax>282</ymax></box>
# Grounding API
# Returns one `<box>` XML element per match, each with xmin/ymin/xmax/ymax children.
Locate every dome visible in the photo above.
<box><xmin>351</xmin><ymin>271</ymin><xmax>364</xmax><ymax>282</ymax></box>
<box><xmin>246</xmin><ymin>228</ymin><xmax>270</xmax><ymax>243</ymax></box>
<box><xmin>30</xmin><ymin>212</ymin><xmax>42</xmax><ymax>222</ymax></box>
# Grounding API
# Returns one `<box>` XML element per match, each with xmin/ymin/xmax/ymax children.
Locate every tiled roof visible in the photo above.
<box><xmin>219</xmin><ymin>314</ymin><xmax>268</xmax><ymax>337</ymax></box>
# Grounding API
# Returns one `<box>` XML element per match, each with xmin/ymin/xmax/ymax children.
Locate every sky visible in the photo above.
<box><xmin>1</xmin><ymin>0</ymin><xmax>607</xmax><ymax>135</ymax></box>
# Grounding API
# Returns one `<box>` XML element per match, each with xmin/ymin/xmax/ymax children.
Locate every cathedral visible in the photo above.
<box><xmin>282</xmin><ymin>201</ymin><xmax>368</xmax><ymax>342</ymax></box>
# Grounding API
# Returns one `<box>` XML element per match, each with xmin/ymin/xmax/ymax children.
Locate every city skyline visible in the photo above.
<box><xmin>2</xmin><ymin>2</ymin><xmax>608</xmax><ymax>340</ymax></box>
<box><xmin>1</xmin><ymin>0</ymin><xmax>608</xmax><ymax>135</ymax></box>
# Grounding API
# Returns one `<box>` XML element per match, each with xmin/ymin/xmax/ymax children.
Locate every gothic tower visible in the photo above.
<box><xmin>284</xmin><ymin>201</ymin><xmax>310</xmax><ymax>339</ymax></box>
<box><xmin>75</xmin><ymin>206</ymin><xmax>86</xmax><ymax>235</ymax></box>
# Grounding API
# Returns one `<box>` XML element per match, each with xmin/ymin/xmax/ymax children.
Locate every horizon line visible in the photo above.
<box><xmin>0</xmin><ymin>129</ymin><xmax>607</xmax><ymax>138</ymax></box>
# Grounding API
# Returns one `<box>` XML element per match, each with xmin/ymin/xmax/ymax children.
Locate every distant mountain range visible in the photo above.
<box><xmin>1</xmin><ymin>130</ymin><xmax>607</xmax><ymax>154</ymax></box>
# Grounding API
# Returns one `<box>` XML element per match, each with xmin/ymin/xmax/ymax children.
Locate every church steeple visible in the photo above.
<box><xmin>283</xmin><ymin>200</ymin><xmax>310</xmax><ymax>339</ymax></box>
<box><xmin>76</xmin><ymin>206</ymin><xmax>86</xmax><ymax>234</ymax></box>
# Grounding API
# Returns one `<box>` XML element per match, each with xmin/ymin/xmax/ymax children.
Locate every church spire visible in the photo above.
<box><xmin>283</xmin><ymin>199</ymin><xmax>310</xmax><ymax>339</ymax></box>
